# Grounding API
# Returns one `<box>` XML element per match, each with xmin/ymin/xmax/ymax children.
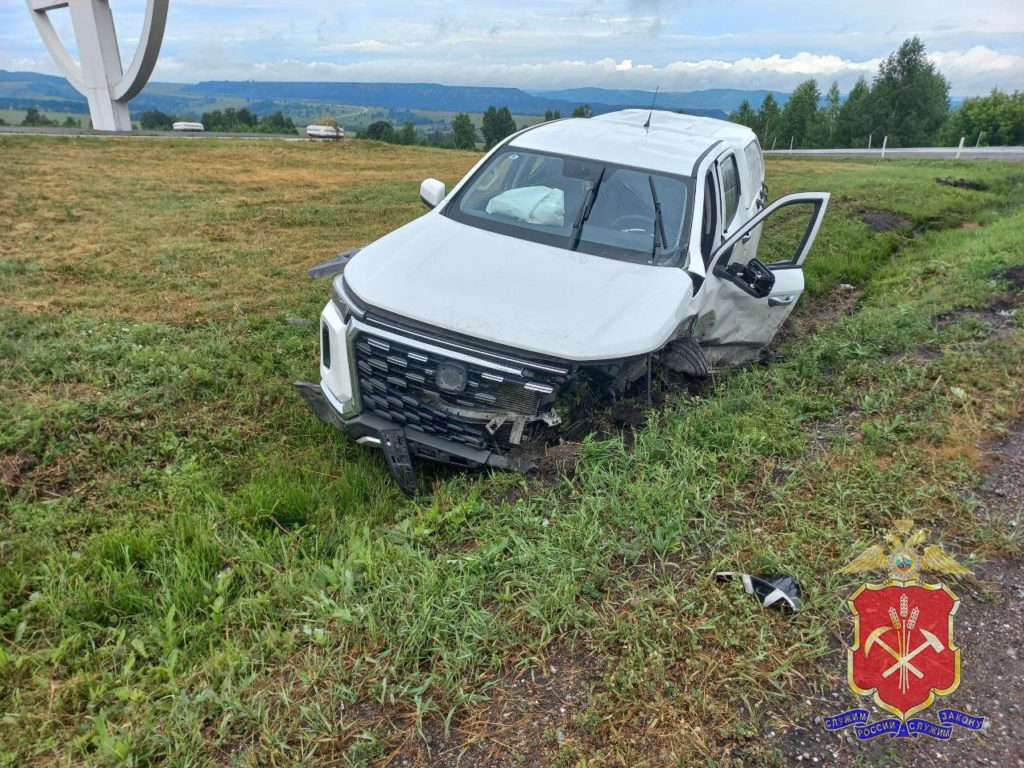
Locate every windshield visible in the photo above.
<box><xmin>444</xmin><ymin>148</ymin><xmax>693</xmax><ymax>265</ymax></box>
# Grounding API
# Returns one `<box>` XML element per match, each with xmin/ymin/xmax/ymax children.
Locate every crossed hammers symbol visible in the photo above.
<box><xmin>864</xmin><ymin>626</ymin><xmax>944</xmax><ymax>679</ymax></box>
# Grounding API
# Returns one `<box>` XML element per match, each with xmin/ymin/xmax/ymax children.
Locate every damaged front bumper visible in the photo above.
<box><xmin>297</xmin><ymin>284</ymin><xmax>641</xmax><ymax>492</ymax></box>
<box><xmin>295</xmin><ymin>380</ymin><xmax>538</xmax><ymax>492</ymax></box>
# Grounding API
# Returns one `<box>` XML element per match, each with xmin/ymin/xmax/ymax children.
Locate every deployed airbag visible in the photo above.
<box><xmin>485</xmin><ymin>186</ymin><xmax>565</xmax><ymax>226</ymax></box>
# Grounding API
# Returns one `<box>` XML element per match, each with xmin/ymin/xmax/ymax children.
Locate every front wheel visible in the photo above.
<box><xmin>661</xmin><ymin>338</ymin><xmax>709</xmax><ymax>378</ymax></box>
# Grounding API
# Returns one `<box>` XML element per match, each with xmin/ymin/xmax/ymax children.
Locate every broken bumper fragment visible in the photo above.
<box><xmin>295</xmin><ymin>380</ymin><xmax>538</xmax><ymax>476</ymax></box>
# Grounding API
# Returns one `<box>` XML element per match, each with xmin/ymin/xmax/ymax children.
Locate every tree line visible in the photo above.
<box><xmin>360</xmin><ymin>103</ymin><xmax>593</xmax><ymax>150</ymax></box>
<box><xmin>730</xmin><ymin>37</ymin><xmax>1024</xmax><ymax>149</ymax></box>
<box><xmin>139</xmin><ymin>108</ymin><xmax>298</xmax><ymax>134</ymax></box>
<box><xmin>361</xmin><ymin>105</ymin><xmax>520</xmax><ymax>150</ymax></box>
<box><xmin>3</xmin><ymin>107</ymin><xmax>82</xmax><ymax>128</ymax></box>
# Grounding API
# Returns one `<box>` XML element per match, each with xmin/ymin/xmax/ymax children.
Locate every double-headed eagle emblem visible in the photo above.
<box><xmin>840</xmin><ymin>519</ymin><xmax>971</xmax><ymax>582</ymax></box>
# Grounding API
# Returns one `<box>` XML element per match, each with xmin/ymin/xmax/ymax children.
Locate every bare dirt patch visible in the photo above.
<box><xmin>533</xmin><ymin>441</ymin><xmax>583</xmax><ymax>484</ymax></box>
<box><xmin>937</xmin><ymin>177</ymin><xmax>991</xmax><ymax>192</ymax></box>
<box><xmin>937</xmin><ymin>307</ymin><xmax>1019</xmax><ymax>336</ymax></box>
<box><xmin>1</xmin><ymin>452</ymin><xmax>39</xmax><ymax>500</ymax></box>
<box><xmin>936</xmin><ymin>265</ymin><xmax>1022</xmax><ymax>338</ymax></box>
<box><xmin>998</xmin><ymin>264</ymin><xmax>1024</xmax><ymax>292</ymax></box>
<box><xmin>773</xmin><ymin>283</ymin><xmax>863</xmax><ymax>353</ymax></box>
<box><xmin>859</xmin><ymin>208</ymin><xmax>911</xmax><ymax>233</ymax></box>
<box><xmin>978</xmin><ymin>421</ymin><xmax>1024</xmax><ymax>530</ymax></box>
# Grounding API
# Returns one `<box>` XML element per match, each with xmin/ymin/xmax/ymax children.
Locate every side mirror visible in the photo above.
<box><xmin>420</xmin><ymin>178</ymin><xmax>446</xmax><ymax>209</ymax></box>
<box><xmin>723</xmin><ymin>257</ymin><xmax>776</xmax><ymax>298</ymax></box>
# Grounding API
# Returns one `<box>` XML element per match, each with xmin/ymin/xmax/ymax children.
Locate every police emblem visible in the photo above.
<box><xmin>824</xmin><ymin>521</ymin><xmax>987</xmax><ymax>740</ymax></box>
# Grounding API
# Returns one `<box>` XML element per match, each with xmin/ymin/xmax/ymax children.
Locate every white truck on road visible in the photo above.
<box><xmin>307</xmin><ymin>124</ymin><xmax>344</xmax><ymax>139</ymax></box>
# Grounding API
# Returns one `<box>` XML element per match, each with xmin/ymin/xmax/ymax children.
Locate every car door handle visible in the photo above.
<box><xmin>768</xmin><ymin>295</ymin><xmax>795</xmax><ymax>307</ymax></box>
<box><xmin>741</xmin><ymin>232</ymin><xmax>753</xmax><ymax>243</ymax></box>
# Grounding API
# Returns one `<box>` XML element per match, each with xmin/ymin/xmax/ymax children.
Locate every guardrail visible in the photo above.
<box><xmin>764</xmin><ymin>147</ymin><xmax>1024</xmax><ymax>161</ymax></box>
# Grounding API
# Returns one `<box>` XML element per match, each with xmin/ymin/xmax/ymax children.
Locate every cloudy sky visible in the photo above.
<box><xmin>2</xmin><ymin>0</ymin><xmax>1022</xmax><ymax>96</ymax></box>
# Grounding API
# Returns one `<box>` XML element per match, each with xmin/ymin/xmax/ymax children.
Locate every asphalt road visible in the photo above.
<box><xmin>0</xmin><ymin>125</ymin><xmax>318</xmax><ymax>141</ymax></box>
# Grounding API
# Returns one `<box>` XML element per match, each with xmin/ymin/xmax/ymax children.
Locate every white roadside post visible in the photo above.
<box><xmin>956</xmin><ymin>136</ymin><xmax>966</xmax><ymax>160</ymax></box>
<box><xmin>881</xmin><ymin>135</ymin><xmax>888</xmax><ymax>159</ymax></box>
<box><xmin>26</xmin><ymin>0</ymin><xmax>169</xmax><ymax>132</ymax></box>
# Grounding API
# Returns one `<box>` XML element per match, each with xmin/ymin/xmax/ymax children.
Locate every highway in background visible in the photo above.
<box><xmin>0</xmin><ymin>125</ymin><xmax>311</xmax><ymax>141</ymax></box>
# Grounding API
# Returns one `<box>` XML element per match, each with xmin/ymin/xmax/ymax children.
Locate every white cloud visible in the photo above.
<box><xmin>930</xmin><ymin>45</ymin><xmax>1024</xmax><ymax>95</ymax></box>
<box><xmin>138</xmin><ymin>51</ymin><xmax>906</xmax><ymax>93</ymax></box>
<box><xmin>2</xmin><ymin>0</ymin><xmax>1022</xmax><ymax>96</ymax></box>
<box><xmin>932</xmin><ymin>44</ymin><xmax>1023</xmax><ymax>72</ymax></box>
<box><xmin>247</xmin><ymin>47</ymin><xmax>1020</xmax><ymax>95</ymax></box>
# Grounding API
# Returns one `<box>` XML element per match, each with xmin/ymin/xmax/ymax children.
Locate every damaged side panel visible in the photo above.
<box><xmin>693</xmin><ymin>266</ymin><xmax>805</xmax><ymax>367</ymax></box>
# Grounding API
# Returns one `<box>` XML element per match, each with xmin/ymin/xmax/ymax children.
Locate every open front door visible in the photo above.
<box><xmin>691</xmin><ymin>192</ymin><xmax>830</xmax><ymax>365</ymax></box>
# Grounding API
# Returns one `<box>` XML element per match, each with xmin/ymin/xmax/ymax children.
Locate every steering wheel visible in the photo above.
<box><xmin>610</xmin><ymin>214</ymin><xmax>652</xmax><ymax>232</ymax></box>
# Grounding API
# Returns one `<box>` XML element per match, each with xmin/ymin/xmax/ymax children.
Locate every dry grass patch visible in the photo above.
<box><xmin>0</xmin><ymin>137</ymin><xmax>478</xmax><ymax>323</ymax></box>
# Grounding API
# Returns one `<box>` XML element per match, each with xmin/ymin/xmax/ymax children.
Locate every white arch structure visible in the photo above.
<box><xmin>26</xmin><ymin>0</ymin><xmax>170</xmax><ymax>131</ymax></box>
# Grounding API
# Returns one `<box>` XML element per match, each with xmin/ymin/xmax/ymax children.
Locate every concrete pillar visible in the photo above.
<box><xmin>69</xmin><ymin>0</ymin><xmax>131</xmax><ymax>130</ymax></box>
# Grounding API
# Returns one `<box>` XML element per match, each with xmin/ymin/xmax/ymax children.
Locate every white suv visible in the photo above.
<box><xmin>296</xmin><ymin>110</ymin><xmax>829</xmax><ymax>491</ymax></box>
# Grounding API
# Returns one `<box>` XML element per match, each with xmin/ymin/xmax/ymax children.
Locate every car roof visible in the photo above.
<box><xmin>508</xmin><ymin>109</ymin><xmax>756</xmax><ymax>178</ymax></box>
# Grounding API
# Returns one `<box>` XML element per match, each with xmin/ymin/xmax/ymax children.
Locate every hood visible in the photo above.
<box><xmin>344</xmin><ymin>213</ymin><xmax>693</xmax><ymax>362</ymax></box>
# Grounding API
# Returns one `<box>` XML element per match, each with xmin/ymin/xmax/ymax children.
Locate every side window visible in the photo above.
<box><xmin>700</xmin><ymin>171</ymin><xmax>718</xmax><ymax>269</ymax></box>
<box><xmin>743</xmin><ymin>140</ymin><xmax>766</xmax><ymax>208</ymax></box>
<box><xmin>720</xmin><ymin>154</ymin><xmax>741</xmax><ymax>230</ymax></box>
<box><xmin>743</xmin><ymin>140</ymin><xmax>764</xmax><ymax>186</ymax></box>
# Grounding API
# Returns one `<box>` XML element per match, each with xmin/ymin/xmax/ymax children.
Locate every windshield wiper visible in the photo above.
<box><xmin>569</xmin><ymin>167</ymin><xmax>606</xmax><ymax>251</ymax></box>
<box><xmin>648</xmin><ymin>174</ymin><xmax>668</xmax><ymax>263</ymax></box>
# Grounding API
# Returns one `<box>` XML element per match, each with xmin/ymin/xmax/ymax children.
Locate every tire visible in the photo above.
<box><xmin>662</xmin><ymin>338</ymin><xmax>710</xmax><ymax>378</ymax></box>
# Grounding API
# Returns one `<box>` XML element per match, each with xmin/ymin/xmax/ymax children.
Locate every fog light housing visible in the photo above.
<box><xmin>321</xmin><ymin>322</ymin><xmax>331</xmax><ymax>368</ymax></box>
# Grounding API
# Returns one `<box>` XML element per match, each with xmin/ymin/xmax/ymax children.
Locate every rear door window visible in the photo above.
<box><xmin>744</xmin><ymin>140</ymin><xmax>764</xmax><ymax>185</ymax></box>
<box><xmin>720</xmin><ymin>154</ymin><xmax>741</xmax><ymax>230</ymax></box>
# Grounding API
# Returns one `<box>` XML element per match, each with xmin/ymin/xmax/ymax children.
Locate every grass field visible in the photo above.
<box><xmin>1</xmin><ymin>135</ymin><xmax>1022</xmax><ymax>767</ymax></box>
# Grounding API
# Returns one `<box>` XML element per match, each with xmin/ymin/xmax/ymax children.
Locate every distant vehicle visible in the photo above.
<box><xmin>297</xmin><ymin>110</ymin><xmax>829</xmax><ymax>491</ymax></box>
<box><xmin>172</xmin><ymin>122</ymin><xmax>204</xmax><ymax>132</ymax></box>
<box><xmin>307</xmin><ymin>124</ymin><xmax>344</xmax><ymax>139</ymax></box>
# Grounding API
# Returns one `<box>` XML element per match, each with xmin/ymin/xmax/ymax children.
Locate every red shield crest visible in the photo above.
<box><xmin>848</xmin><ymin>583</ymin><xmax>960</xmax><ymax>719</ymax></box>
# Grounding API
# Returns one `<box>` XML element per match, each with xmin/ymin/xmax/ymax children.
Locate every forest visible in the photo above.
<box><xmin>728</xmin><ymin>37</ymin><xmax>1024</xmax><ymax>148</ymax></box>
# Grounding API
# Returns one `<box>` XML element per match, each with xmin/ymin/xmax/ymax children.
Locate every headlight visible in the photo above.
<box><xmin>331</xmin><ymin>275</ymin><xmax>364</xmax><ymax>322</ymax></box>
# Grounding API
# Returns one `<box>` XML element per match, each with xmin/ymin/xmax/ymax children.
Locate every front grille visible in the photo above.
<box><xmin>353</xmin><ymin>331</ymin><xmax>561</xmax><ymax>448</ymax></box>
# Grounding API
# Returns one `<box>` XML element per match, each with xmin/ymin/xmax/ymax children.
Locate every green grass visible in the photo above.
<box><xmin>1</xmin><ymin>136</ymin><xmax>1022</xmax><ymax>766</ymax></box>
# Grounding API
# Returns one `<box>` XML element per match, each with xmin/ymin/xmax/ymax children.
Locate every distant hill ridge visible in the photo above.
<box><xmin>183</xmin><ymin>80</ymin><xmax>733</xmax><ymax>118</ymax></box>
<box><xmin>0</xmin><ymin>69</ymin><xmax>791</xmax><ymax>120</ymax></box>
<box><xmin>528</xmin><ymin>87</ymin><xmax>789</xmax><ymax>112</ymax></box>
